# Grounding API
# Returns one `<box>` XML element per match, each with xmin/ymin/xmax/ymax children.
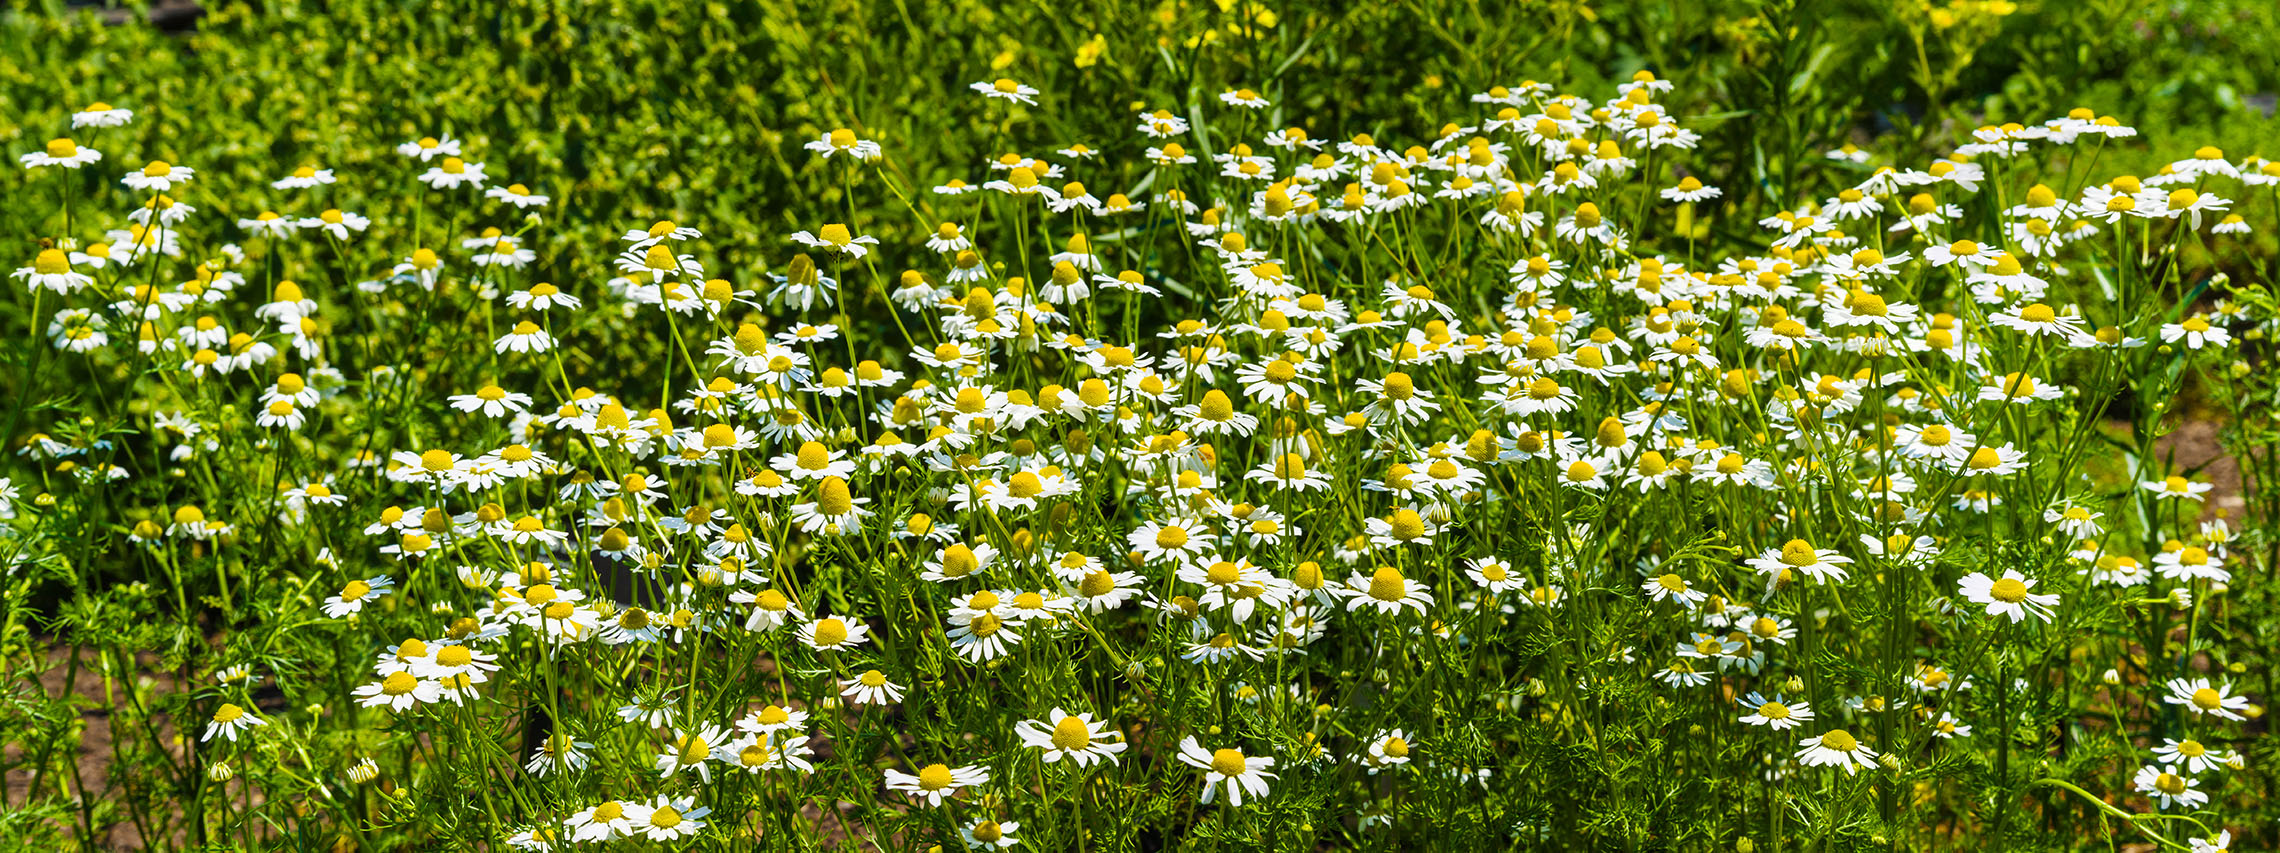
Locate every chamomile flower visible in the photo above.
<box><xmin>2164</xmin><ymin>678</ymin><xmax>2250</xmax><ymax>721</ymax></box>
<box><xmin>2132</xmin><ymin>765</ymin><xmax>2208</xmax><ymax>810</ymax></box>
<box><xmin>961</xmin><ymin>819</ymin><xmax>1020</xmax><ymax>850</ymax></box>
<box><xmin>1015</xmin><ymin>708</ymin><xmax>1127</xmax><ymax>766</ymax></box>
<box><xmin>485</xmin><ymin>183</ymin><xmax>551</xmax><ymax>208</ymax></box>
<box><xmin>323</xmin><ymin>576</ymin><xmax>395</xmax><ymax>618</ymax></box>
<box><xmin>884</xmin><ymin>762</ymin><xmax>989</xmax><ymax>806</ymax></box>
<box><xmin>1795</xmin><ymin>729</ymin><xmax>1878</xmax><ymax>774</ymax></box>
<box><xmin>121</xmin><ymin>160</ymin><xmax>194</xmax><ymax>191</ymax></box>
<box><xmin>353</xmin><ymin>671</ymin><xmax>442</xmax><ymax>712</ymax></box>
<box><xmin>798</xmin><ymin>615</ymin><xmax>871</xmax><ymax>651</ymax></box>
<box><xmin>22</xmin><ymin>138</ymin><xmax>103</xmax><ymax>169</ymax></box>
<box><xmin>972</xmin><ymin>78</ymin><xmax>1039</xmax><ymax>104</ymax></box>
<box><xmin>625</xmin><ymin>795</ymin><xmax>710</xmax><ymax>841</ymax></box>
<box><xmin>2153</xmin><ymin>738</ymin><xmax>2240</xmax><ymax>775</ymax></box>
<box><xmin>1176</xmin><ymin>737</ymin><xmax>1277</xmax><ymax>805</ymax></box>
<box><xmin>839</xmin><ymin>669</ymin><xmax>906</xmax><ymax>705</ymax></box>
<box><xmin>1956</xmin><ymin>570</ymin><xmax>2059</xmax><ymax>623</ymax></box>
<box><xmin>201</xmin><ymin>703</ymin><xmax>267</xmax><ymax>742</ymax></box>
<box><xmin>1738</xmin><ymin>693</ymin><xmax>1814</xmax><ymax>730</ymax></box>
<box><xmin>1746</xmin><ymin>539</ymin><xmax>1854</xmax><ymax>590</ymax></box>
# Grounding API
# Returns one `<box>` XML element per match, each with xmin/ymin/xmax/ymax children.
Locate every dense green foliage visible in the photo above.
<box><xmin>2</xmin><ymin>1</ymin><xmax>2278</xmax><ymax>851</ymax></box>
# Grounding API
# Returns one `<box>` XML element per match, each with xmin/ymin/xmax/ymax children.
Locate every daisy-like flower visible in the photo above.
<box><xmin>961</xmin><ymin>819</ymin><xmax>1020</xmax><ymax>850</ymax></box>
<box><xmin>506</xmin><ymin>282</ymin><xmax>581</xmax><ymax>312</ymax></box>
<box><xmin>1128</xmin><ymin>517</ymin><xmax>1217</xmax><ymax>564</ymax></box>
<box><xmin>448</xmin><ymin>385</ymin><xmax>535</xmax><ymax>418</ymax></box>
<box><xmin>1746</xmin><ymin>539</ymin><xmax>1854</xmax><ymax>591</ymax></box>
<box><xmin>21</xmin><ymin>137</ymin><xmax>103</xmax><ymax>169</ymax></box>
<box><xmin>1642</xmin><ymin>572</ymin><xmax>1708</xmax><ymax>608</ymax></box>
<box><xmin>1176</xmin><ymin>737</ymin><xmax>1277</xmax><ymax>805</ymax></box>
<box><xmin>805</xmin><ymin>128</ymin><xmax>884</xmax><ymax>161</ymax></box>
<box><xmin>839</xmin><ymin>669</ymin><xmax>906</xmax><ymax>705</ymax></box>
<box><xmin>485</xmin><ymin>183</ymin><xmax>552</xmax><ymax>208</ymax></box>
<box><xmin>396</xmin><ymin>134</ymin><xmax>462</xmax><ymax>161</ymax></box>
<box><xmin>2191</xmin><ymin>831</ymin><xmax>2233</xmax><ymax>853</ymax></box>
<box><xmin>525</xmin><ymin>732</ymin><xmax>595</xmax><ymax>777</ymax></box>
<box><xmin>798</xmin><ymin>615</ymin><xmax>871</xmax><ymax>651</ymax></box>
<box><xmin>624</xmin><ymin>794</ymin><xmax>710</xmax><ymax>842</ymax></box>
<box><xmin>322</xmin><ymin>575</ymin><xmax>395</xmax><ymax>618</ymax></box>
<box><xmin>654</xmin><ymin>725</ymin><xmax>726</xmax><ymax>783</ymax></box>
<box><xmin>789</xmin><ymin>223</ymin><xmax>880</xmax><ymax>258</ymax></box>
<box><xmin>565</xmin><ymin>800</ymin><xmax>636</xmax><ymax>843</ymax></box>
<box><xmin>1956</xmin><ymin>570</ymin><xmax>2059</xmax><ymax>623</ymax></box>
<box><xmin>237</xmin><ymin>211</ymin><xmax>300</xmax><ymax>240</ymax></box>
<box><xmin>411</xmin><ymin>643</ymin><xmax>499</xmax><ymax>682</ymax></box>
<box><xmin>1660</xmin><ymin>176</ymin><xmax>1721</xmax><ymax>203</ymax></box>
<box><xmin>1015</xmin><ymin>708</ymin><xmax>1127</xmax><ymax>767</ymax></box>
<box><xmin>352</xmin><ymin>671</ymin><xmax>442</xmax><ymax>712</ymax></box>
<box><xmin>2153</xmin><ymin>737</ymin><xmax>2240</xmax><ymax>775</ymax></box>
<box><xmin>1359</xmin><ymin>729</ymin><xmax>1415</xmax><ymax>772</ymax></box>
<box><xmin>946</xmin><ymin>608</ymin><xmax>1021</xmax><ymax>662</ymax></box>
<box><xmin>72</xmin><ymin>102</ymin><xmax>133</xmax><ymax>127</ymax></box>
<box><xmin>1466</xmin><ymin>557</ymin><xmax>1525</xmax><ymax>593</ymax></box>
<box><xmin>2159</xmin><ymin>315</ymin><xmax>2230</xmax><ymax>350</ymax></box>
<box><xmin>2153</xmin><ymin>545</ymin><xmax>2228</xmax><ymax>583</ymax></box>
<box><xmin>2141</xmin><ymin>475</ymin><xmax>2215</xmax><ymax>502</ymax></box>
<box><xmin>417</xmin><ymin>157</ymin><xmax>488</xmax><ymax>189</ymax></box>
<box><xmin>2163</xmin><ymin>678</ymin><xmax>2250</xmax><ymax>721</ymax></box>
<box><xmin>13</xmin><ymin>249</ymin><xmax>94</xmax><ymax>295</ymax></box>
<box><xmin>971</xmin><ymin>78</ymin><xmax>1040</xmax><ymax>104</ymax></box>
<box><xmin>1795</xmin><ymin>729</ymin><xmax>1878</xmax><ymax>774</ymax></box>
<box><xmin>271</xmin><ymin>165</ymin><xmax>335</xmax><ymax>190</ymax></box>
<box><xmin>1340</xmin><ymin>565</ymin><xmax>1433</xmax><ymax>615</ymax></box>
<box><xmin>201</xmin><ymin>703</ymin><xmax>267</xmax><ymax>742</ymax></box>
<box><xmin>121</xmin><ymin>160</ymin><xmax>193</xmax><ymax>192</ymax></box>
<box><xmin>495</xmin><ymin>321</ymin><xmax>556</xmax><ymax>354</ymax></box>
<box><xmin>2131</xmin><ymin>765</ymin><xmax>2208</xmax><ymax>810</ymax></box>
<box><xmin>2044</xmin><ymin>503</ymin><xmax>2105</xmax><ymax>538</ymax></box>
<box><xmin>1738</xmin><ymin>693</ymin><xmax>1813</xmax><ymax>730</ymax></box>
<box><xmin>883</xmin><ymin>762</ymin><xmax>990</xmax><ymax>806</ymax></box>
<box><xmin>1218</xmin><ymin>87</ymin><xmax>1270</xmax><ymax>109</ymax></box>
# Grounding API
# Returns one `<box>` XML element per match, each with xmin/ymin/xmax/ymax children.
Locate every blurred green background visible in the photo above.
<box><xmin>3</xmin><ymin>0</ymin><xmax>2276</xmax><ymax>278</ymax></box>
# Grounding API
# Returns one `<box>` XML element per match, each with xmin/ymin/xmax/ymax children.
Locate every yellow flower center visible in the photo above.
<box><xmin>1051</xmin><ymin>716</ymin><xmax>1094</xmax><ymax>751</ymax></box>
<box><xmin>813</xmin><ymin>618</ymin><xmax>849</xmax><ymax>646</ymax></box>
<box><xmin>1368</xmin><ymin>566</ymin><xmax>1407</xmax><ymax>602</ymax></box>
<box><xmin>1819</xmin><ymin>729</ymin><xmax>1858</xmax><ymax>752</ymax></box>
<box><xmin>1988</xmin><ymin>577</ymin><xmax>2029</xmax><ymax>603</ymax></box>
<box><xmin>1387</xmin><ymin>509</ymin><xmax>1426</xmax><ymax>540</ymax></box>
<box><xmin>917</xmin><ymin>763</ymin><xmax>955</xmax><ymax>790</ymax></box>
<box><xmin>380</xmin><ymin>672</ymin><xmax>418</xmax><ymax>696</ymax></box>
<box><xmin>817</xmin><ymin>477</ymin><xmax>854</xmax><ymax>515</ymax></box>
<box><xmin>1211</xmin><ymin>748</ymin><xmax>1249</xmax><ymax>776</ymax></box>
<box><xmin>1155</xmin><ymin>526</ymin><xmax>1189</xmax><ymax>549</ymax></box>
<box><xmin>1381</xmin><ymin>372</ymin><xmax>1416</xmax><ymax>401</ymax></box>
